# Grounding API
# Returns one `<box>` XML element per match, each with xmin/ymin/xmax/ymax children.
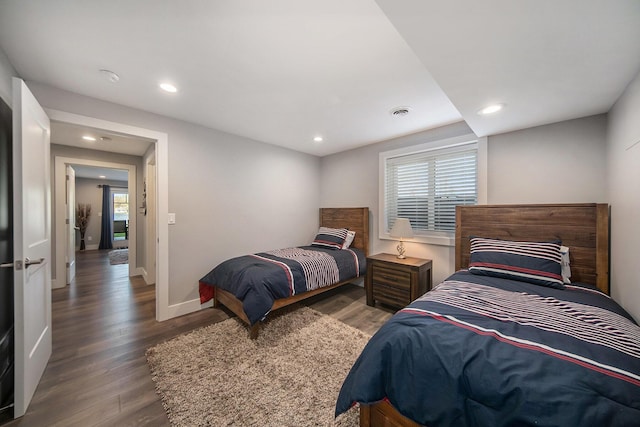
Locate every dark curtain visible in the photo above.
<box><xmin>98</xmin><ymin>185</ymin><xmax>113</xmax><ymax>250</ymax></box>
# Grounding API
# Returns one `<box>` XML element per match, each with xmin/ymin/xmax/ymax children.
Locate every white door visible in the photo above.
<box><xmin>12</xmin><ymin>78</ymin><xmax>52</xmax><ymax>418</ymax></box>
<box><xmin>66</xmin><ymin>165</ymin><xmax>76</xmax><ymax>283</ymax></box>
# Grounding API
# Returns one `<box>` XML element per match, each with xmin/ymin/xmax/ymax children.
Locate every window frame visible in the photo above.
<box><xmin>111</xmin><ymin>187</ymin><xmax>129</xmax><ymax>241</ymax></box>
<box><xmin>379</xmin><ymin>134</ymin><xmax>487</xmax><ymax>247</ymax></box>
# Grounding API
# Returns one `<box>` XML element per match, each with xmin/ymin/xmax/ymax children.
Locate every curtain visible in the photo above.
<box><xmin>98</xmin><ymin>185</ymin><xmax>113</xmax><ymax>250</ymax></box>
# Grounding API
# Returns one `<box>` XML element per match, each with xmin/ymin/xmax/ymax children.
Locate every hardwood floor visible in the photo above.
<box><xmin>6</xmin><ymin>250</ymin><xmax>393</xmax><ymax>426</ymax></box>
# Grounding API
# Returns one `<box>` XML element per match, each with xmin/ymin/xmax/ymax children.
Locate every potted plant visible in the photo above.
<box><xmin>76</xmin><ymin>203</ymin><xmax>91</xmax><ymax>250</ymax></box>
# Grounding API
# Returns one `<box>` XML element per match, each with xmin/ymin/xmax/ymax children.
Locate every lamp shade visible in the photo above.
<box><xmin>390</xmin><ymin>218</ymin><xmax>414</xmax><ymax>239</ymax></box>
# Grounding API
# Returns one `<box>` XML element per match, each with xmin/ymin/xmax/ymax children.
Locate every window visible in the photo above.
<box><xmin>380</xmin><ymin>135</ymin><xmax>485</xmax><ymax>246</ymax></box>
<box><xmin>112</xmin><ymin>190</ymin><xmax>129</xmax><ymax>241</ymax></box>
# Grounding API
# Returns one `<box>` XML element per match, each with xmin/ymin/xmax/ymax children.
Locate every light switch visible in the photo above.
<box><xmin>168</xmin><ymin>213</ymin><xmax>176</xmax><ymax>225</ymax></box>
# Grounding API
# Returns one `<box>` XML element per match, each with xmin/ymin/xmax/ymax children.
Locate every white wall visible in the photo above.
<box><xmin>31</xmin><ymin>82</ymin><xmax>321</xmax><ymax>306</ymax></box>
<box><xmin>607</xmin><ymin>70</ymin><xmax>640</xmax><ymax>322</ymax></box>
<box><xmin>320</xmin><ymin>116</ymin><xmax>608</xmax><ymax>286</ymax></box>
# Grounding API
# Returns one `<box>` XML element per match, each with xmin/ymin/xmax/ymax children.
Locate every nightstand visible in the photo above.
<box><xmin>366</xmin><ymin>253</ymin><xmax>432</xmax><ymax>310</ymax></box>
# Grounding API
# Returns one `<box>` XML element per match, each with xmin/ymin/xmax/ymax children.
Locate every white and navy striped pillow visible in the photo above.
<box><xmin>468</xmin><ymin>237</ymin><xmax>564</xmax><ymax>289</ymax></box>
<box><xmin>311</xmin><ymin>227</ymin><xmax>349</xmax><ymax>250</ymax></box>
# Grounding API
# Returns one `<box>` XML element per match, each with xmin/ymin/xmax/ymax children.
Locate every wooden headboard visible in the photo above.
<box><xmin>319</xmin><ymin>207</ymin><xmax>369</xmax><ymax>257</ymax></box>
<box><xmin>455</xmin><ymin>204</ymin><xmax>609</xmax><ymax>294</ymax></box>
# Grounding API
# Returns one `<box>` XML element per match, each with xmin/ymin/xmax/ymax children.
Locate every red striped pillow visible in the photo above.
<box><xmin>311</xmin><ymin>227</ymin><xmax>349</xmax><ymax>250</ymax></box>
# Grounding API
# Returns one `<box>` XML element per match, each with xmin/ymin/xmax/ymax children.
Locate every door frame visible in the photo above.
<box><xmin>54</xmin><ymin>157</ymin><xmax>137</xmax><ymax>281</ymax></box>
<box><xmin>144</xmin><ymin>155</ymin><xmax>156</xmax><ymax>285</ymax></box>
<box><xmin>65</xmin><ymin>164</ymin><xmax>76</xmax><ymax>284</ymax></box>
<box><xmin>46</xmin><ymin>109</ymin><xmax>171</xmax><ymax>321</ymax></box>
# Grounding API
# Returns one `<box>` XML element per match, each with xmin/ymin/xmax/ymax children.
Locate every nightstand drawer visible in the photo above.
<box><xmin>372</xmin><ymin>284</ymin><xmax>410</xmax><ymax>307</ymax></box>
<box><xmin>366</xmin><ymin>253</ymin><xmax>433</xmax><ymax>311</ymax></box>
<box><xmin>372</xmin><ymin>265</ymin><xmax>411</xmax><ymax>289</ymax></box>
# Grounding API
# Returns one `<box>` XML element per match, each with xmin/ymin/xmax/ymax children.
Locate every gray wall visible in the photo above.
<box><xmin>320</xmin><ymin>115</ymin><xmax>609</xmax><ymax>287</ymax></box>
<box><xmin>31</xmin><ymin>83</ymin><xmax>321</xmax><ymax>305</ymax></box>
<box><xmin>607</xmin><ymin>69</ymin><xmax>640</xmax><ymax>322</ymax></box>
<box><xmin>487</xmin><ymin>115</ymin><xmax>608</xmax><ymax>204</ymax></box>
<box><xmin>320</xmin><ymin>121</ymin><xmax>474</xmax><ymax>285</ymax></box>
<box><xmin>0</xmin><ymin>48</ymin><xmax>15</xmax><ymax>107</ymax></box>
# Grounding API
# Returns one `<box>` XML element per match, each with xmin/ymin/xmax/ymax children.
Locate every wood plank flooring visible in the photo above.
<box><xmin>6</xmin><ymin>250</ymin><xmax>393</xmax><ymax>426</ymax></box>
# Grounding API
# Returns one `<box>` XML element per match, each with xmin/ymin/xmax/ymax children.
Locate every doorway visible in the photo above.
<box><xmin>46</xmin><ymin>109</ymin><xmax>170</xmax><ymax>321</ymax></box>
<box><xmin>54</xmin><ymin>157</ymin><xmax>138</xmax><ymax>287</ymax></box>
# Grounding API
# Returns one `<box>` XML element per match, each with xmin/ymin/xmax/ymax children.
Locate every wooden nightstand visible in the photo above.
<box><xmin>366</xmin><ymin>253</ymin><xmax>432</xmax><ymax>310</ymax></box>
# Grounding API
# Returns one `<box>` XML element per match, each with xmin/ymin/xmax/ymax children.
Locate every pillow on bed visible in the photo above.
<box><xmin>560</xmin><ymin>245</ymin><xmax>571</xmax><ymax>283</ymax></box>
<box><xmin>311</xmin><ymin>227</ymin><xmax>349</xmax><ymax>250</ymax></box>
<box><xmin>342</xmin><ymin>230</ymin><xmax>356</xmax><ymax>249</ymax></box>
<box><xmin>468</xmin><ymin>236</ymin><xmax>565</xmax><ymax>289</ymax></box>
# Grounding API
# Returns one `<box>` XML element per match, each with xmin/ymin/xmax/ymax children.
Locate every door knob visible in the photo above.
<box><xmin>25</xmin><ymin>257</ymin><xmax>45</xmax><ymax>268</ymax></box>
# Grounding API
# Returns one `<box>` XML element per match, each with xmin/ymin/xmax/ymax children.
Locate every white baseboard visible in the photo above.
<box><xmin>51</xmin><ymin>278</ymin><xmax>64</xmax><ymax>289</ymax></box>
<box><xmin>77</xmin><ymin>244</ymin><xmax>99</xmax><ymax>251</ymax></box>
<box><xmin>166</xmin><ymin>297</ymin><xmax>213</xmax><ymax>319</ymax></box>
<box><xmin>140</xmin><ymin>267</ymin><xmax>149</xmax><ymax>283</ymax></box>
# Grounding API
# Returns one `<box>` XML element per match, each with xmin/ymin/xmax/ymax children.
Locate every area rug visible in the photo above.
<box><xmin>146</xmin><ymin>306</ymin><xmax>370</xmax><ymax>426</ymax></box>
<box><xmin>108</xmin><ymin>249</ymin><xmax>128</xmax><ymax>265</ymax></box>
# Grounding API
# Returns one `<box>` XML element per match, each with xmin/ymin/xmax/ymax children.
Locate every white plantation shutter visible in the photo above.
<box><xmin>385</xmin><ymin>142</ymin><xmax>477</xmax><ymax>234</ymax></box>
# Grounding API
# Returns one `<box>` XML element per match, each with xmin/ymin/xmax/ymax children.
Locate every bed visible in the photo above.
<box><xmin>199</xmin><ymin>207</ymin><xmax>369</xmax><ymax>339</ymax></box>
<box><xmin>336</xmin><ymin>203</ymin><xmax>640</xmax><ymax>426</ymax></box>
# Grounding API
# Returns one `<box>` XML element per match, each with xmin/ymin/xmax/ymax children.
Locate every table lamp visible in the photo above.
<box><xmin>390</xmin><ymin>218</ymin><xmax>414</xmax><ymax>259</ymax></box>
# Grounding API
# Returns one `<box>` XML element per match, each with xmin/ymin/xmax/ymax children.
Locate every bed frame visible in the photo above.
<box><xmin>359</xmin><ymin>203</ymin><xmax>610</xmax><ymax>427</ymax></box>
<box><xmin>212</xmin><ymin>207</ymin><xmax>369</xmax><ymax>339</ymax></box>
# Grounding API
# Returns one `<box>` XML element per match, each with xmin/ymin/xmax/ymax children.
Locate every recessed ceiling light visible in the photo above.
<box><xmin>99</xmin><ymin>69</ymin><xmax>120</xmax><ymax>83</ymax></box>
<box><xmin>313</xmin><ymin>136</ymin><xmax>323</xmax><ymax>143</ymax></box>
<box><xmin>98</xmin><ymin>175</ymin><xmax>106</xmax><ymax>179</ymax></box>
<box><xmin>159</xmin><ymin>82</ymin><xmax>178</xmax><ymax>93</ymax></box>
<box><xmin>100</xmin><ymin>136</ymin><xmax>111</xmax><ymax>141</ymax></box>
<box><xmin>82</xmin><ymin>135</ymin><xmax>96</xmax><ymax>141</ymax></box>
<box><xmin>477</xmin><ymin>103</ymin><xmax>505</xmax><ymax>115</ymax></box>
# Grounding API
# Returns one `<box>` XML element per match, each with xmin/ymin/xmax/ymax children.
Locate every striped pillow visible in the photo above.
<box><xmin>311</xmin><ymin>227</ymin><xmax>349</xmax><ymax>250</ymax></box>
<box><xmin>468</xmin><ymin>237</ymin><xmax>564</xmax><ymax>289</ymax></box>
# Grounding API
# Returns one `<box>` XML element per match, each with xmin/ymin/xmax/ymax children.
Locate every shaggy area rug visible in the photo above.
<box><xmin>146</xmin><ymin>306</ymin><xmax>370</xmax><ymax>426</ymax></box>
<box><xmin>108</xmin><ymin>249</ymin><xmax>128</xmax><ymax>265</ymax></box>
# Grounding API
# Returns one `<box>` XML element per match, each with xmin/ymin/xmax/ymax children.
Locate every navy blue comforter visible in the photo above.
<box><xmin>336</xmin><ymin>270</ymin><xmax>640</xmax><ymax>426</ymax></box>
<box><xmin>200</xmin><ymin>246</ymin><xmax>365</xmax><ymax>325</ymax></box>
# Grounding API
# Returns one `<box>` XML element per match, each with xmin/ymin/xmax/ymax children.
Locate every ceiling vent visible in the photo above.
<box><xmin>390</xmin><ymin>107</ymin><xmax>411</xmax><ymax>117</ymax></box>
<box><xmin>100</xmin><ymin>69</ymin><xmax>120</xmax><ymax>83</ymax></box>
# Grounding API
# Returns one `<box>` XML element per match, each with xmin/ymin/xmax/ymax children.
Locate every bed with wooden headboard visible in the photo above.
<box><xmin>199</xmin><ymin>207</ymin><xmax>369</xmax><ymax>339</ymax></box>
<box><xmin>455</xmin><ymin>203</ymin><xmax>610</xmax><ymax>293</ymax></box>
<box><xmin>342</xmin><ymin>203</ymin><xmax>637</xmax><ymax>427</ymax></box>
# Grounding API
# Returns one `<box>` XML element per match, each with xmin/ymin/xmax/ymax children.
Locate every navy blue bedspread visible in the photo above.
<box><xmin>336</xmin><ymin>270</ymin><xmax>640</xmax><ymax>427</ymax></box>
<box><xmin>200</xmin><ymin>246</ymin><xmax>365</xmax><ymax>325</ymax></box>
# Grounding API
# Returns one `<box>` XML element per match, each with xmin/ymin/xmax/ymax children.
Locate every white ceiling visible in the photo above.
<box><xmin>71</xmin><ymin>164</ymin><xmax>128</xmax><ymax>182</ymax></box>
<box><xmin>1</xmin><ymin>1</ymin><xmax>639</xmax><ymax>157</ymax></box>
<box><xmin>51</xmin><ymin>121</ymin><xmax>154</xmax><ymax>157</ymax></box>
<box><xmin>50</xmin><ymin>120</ymin><xmax>152</xmax><ymax>180</ymax></box>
